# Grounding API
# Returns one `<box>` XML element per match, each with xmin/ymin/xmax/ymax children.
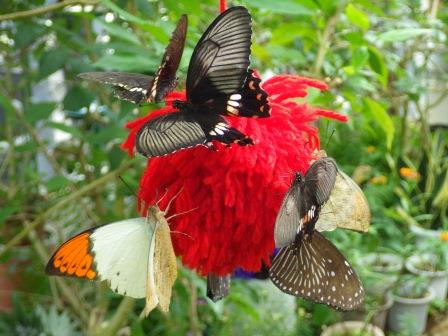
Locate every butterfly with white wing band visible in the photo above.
<box><xmin>271</xmin><ymin>157</ymin><xmax>364</xmax><ymax>311</ymax></box>
<box><xmin>135</xmin><ymin>7</ymin><xmax>271</xmax><ymax>158</ymax></box>
<box><xmin>78</xmin><ymin>14</ymin><xmax>188</xmax><ymax>104</ymax></box>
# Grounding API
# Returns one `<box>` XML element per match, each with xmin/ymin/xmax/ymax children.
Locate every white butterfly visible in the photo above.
<box><xmin>45</xmin><ymin>205</ymin><xmax>177</xmax><ymax>316</ymax></box>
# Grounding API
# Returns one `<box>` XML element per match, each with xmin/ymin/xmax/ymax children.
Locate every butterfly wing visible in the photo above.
<box><xmin>149</xmin><ymin>14</ymin><xmax>188</xmax><ymax>102</ymax></box>
<box><xmin>304</xmin><ymin>157</ymin><xmax>338</xmax><ymax>206</ymax></box>
<box><xmin>78</xmin><ymin>72</ymin><xmax>154</xmax><ymax>104</ymax></box>
<box><xmin>207</xmin><ymin>274</ymin><xmax>231</xmax><ymax>302</ymax></box>
<box><xmin>135</xmin><ymin>112</ymin><xmax>253</xmax><ymax>158</ymax></box>
<box><xmin>269</xmin><ymin>231</ymin><xmax>364</xmax><ymax>311</ymax></box>
<box><xmin>45</xmin><ymin>218</ymin><xmax>152</xmax><ymax>299</ymax></box>
<box><xmin>135</xmin><ymin>112</ymin><xmax>207</xmax><ymax>158</ymax></box>
<box><xmin>274</xmin><ymin>186</ymin><xmax>301</xmax><ymax>248</ymax></box>
<box><xmin>198</xmin><ymin>69</ymin><xmax>271</xmax><ymax>118</ymax></box>
<box><xmin>186</xmin><ymin>7</ymin><xmax>251</xmax><ymax>105</ymax></box>
<box><xmin>316</xmin><ymin>170</ymin><xmax>371</xmax><ymax>233</ymax></box>
<box><xmin>153</xmin><ymin>219</ymin><xmax>177</xmax><ymax>313</ymax></box>
<box><xmin>78</xmin><ymin>15</ymin><xmax>187</xmax><ymax>104</ymax></box>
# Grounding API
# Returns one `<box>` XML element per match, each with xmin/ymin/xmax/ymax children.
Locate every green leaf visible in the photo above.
<box><xmin>378</xmin><ymin>28</ymin><xmax>433</xmax><ymax>43</ymax></box>
<box><xmin>345</xmin><ymin>4</ymin><xmax>370</xmax><ymax>31</ymax></box>
<box><xmin>0</xmin><ymin>206</ymin><xmax>18</xmax><ymax>227</ymax></box>
<box><xmin>63</xmin><ymin>86</ymin><xmax>94</xmax><ymax>111</ymax></box>
<box><xmin>45</xmin><ymin>176</ymin><xmax>72</xmax><ymax>193</ymax></box>
<box><xmin>85</xmin><ymin>125</ymin><xmax>126</xmax><ymax>145</ymax></box>
<box><xmin>365</xmin><ymin>98</ymin><xmax>395</xmax><ymax>150</ymax></box>
<box><xmin>245</xmin><ymin>0</ymin><xmax>313</xmax><ymax>15</ymax></box>
<box><xmin>24</xmin><ymin>102</ymin><xmax>56</xmax><ymax>124</ymax></box>
<box><xmin>46</xmin><ymin>121</ymin><xmax>84</xmax><ymax>139</ymax></box>
<box><xmin>15</xmin><ymin>22</ymin><xmax>46</xmax><ymax>49</ymax></box>
<box><xmin>101</xmin><ymin>0</ymin><xmax>148</xmax><ymax>26</ymax></box>
<box><xmin>93</xmin><ymin>54</ymin><xmax>158</xmax><ymax>72</ymax></box>
<box><xmin>94</xmin><ymin>19</ymin><xmax>140</xmax><ymax>45</ymax></box>
<box><xmin>39</xmin><ymin>48</ymin><xmax>69</xmax><ymax>80</ymax></box>
<box><xmin>352</xmin><ymin>47</ymin><xmax>369</xmax><ymax>69</ymax></box>
<box><xmin>0</xmin><ymin>93</ymin><xmax>15</xmax><ymax>119</ymax></box>
<box><xmin>368</xmin><ymin>47</ymin><xmax>388</xmax><ymax>87</ymax></box>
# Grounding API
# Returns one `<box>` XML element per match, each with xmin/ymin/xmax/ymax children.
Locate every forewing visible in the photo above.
<box><xmin>304</xmin><ymin>157</ymin><xmax>338</xmax><ymax>206</ymax></box>
<box><xmin>78</xmin><ymin>72</ymin><xmax>153</xmax><ymax>104</ymax></box>
<box><xmin>135</xmin><ymin>112</ymin><xmax>207</xmax><ymax>158</ymax></box>
<box><xmin>45</xmin><ymin>229</ymin><xmax>97</xmax><ymax>280</ymax></box>
<box><xmin>207</xmin><ymin>274</ymin><xmax>231</xmax><ymax>302</ymax></box>
<box><xmin>46</xmin><ymin>218</ymin><xmax>152</xmax><ymax>299</ymax></box>
<box><xmin>274</xmin><ymin>186</ymin><xmax>300</xmax><ymax>248</ymax></box>
<box><xmin>269</xmin><ymin>231</ymin><xmax>364</xmax><ymax>311</ymax></box>
<box><xmin>316</xmin><ymin>170</ymin><xmax>371</xmax><ymax>233</ymax></box>
<box><xmin>150</xmin><ymin>15</ymin><xmax>188</xmax><ymax>101</ymax></box>
<box><xmin>186</xmin><ymin>6</ymin><xmax>252</xmax><ymax>104</ymax></box>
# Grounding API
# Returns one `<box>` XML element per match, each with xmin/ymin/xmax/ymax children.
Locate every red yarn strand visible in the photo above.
<box><xmin>220</xmin><ymin>0</ymin><xmax>226</xmax><ymax>13</ymax></box>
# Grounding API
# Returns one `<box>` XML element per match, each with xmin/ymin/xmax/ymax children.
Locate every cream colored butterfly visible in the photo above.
<box><xmin>314</xmin><ymin>150</ymin><xmax>371</xmax><ymax>233</ymax></box>
<box><xmin>45</xmin><ymin>205</ymin><xmax>177</xmax><ymax>316</ymax></box>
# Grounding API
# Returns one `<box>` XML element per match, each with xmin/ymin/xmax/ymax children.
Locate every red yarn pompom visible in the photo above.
<box><xmin>122</xmin><ymin>74</ymin><xmax>347</xmax><ymax>276</ymax></box>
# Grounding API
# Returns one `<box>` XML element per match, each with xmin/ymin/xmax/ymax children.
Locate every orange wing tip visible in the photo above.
<box><xmin>45</xmin><ymin>230</ymin><xmax>97</xmax><ymax>280</ymax></box>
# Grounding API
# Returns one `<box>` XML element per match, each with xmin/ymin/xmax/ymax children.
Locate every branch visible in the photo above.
<box><xmin>0</xmin><ymin>159</ymin><xmax>135</xmax><ymax>258</ymax></box>
<box><xmin>0</xmin><ymin>0</ymin><xmax>99</xmax><ymax>21</ymax></box>
<box><xmin>96</xmin><ymin>297</ymin><xmax>135</xmax><ymax>336</ymax></box>
<box><xmin>312</xmin><ymin>3</ymin><xmax>345</xmax><ymax>76</ymax></box>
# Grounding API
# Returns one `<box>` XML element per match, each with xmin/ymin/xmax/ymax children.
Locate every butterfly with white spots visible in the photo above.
<box><xmin>271</xmin><ymin>157</ymin><xmax>364</xmax><ymax>311</ymax></box>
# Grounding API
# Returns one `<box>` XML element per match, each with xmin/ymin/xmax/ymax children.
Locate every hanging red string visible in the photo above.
<box><xmin>220</xmin><ymin>0</ymin><xmax>226</xmax><ymax>13</ymax></box>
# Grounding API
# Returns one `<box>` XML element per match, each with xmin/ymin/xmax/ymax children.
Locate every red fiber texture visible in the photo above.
<box><xmin>121</xmin><ymin>74</ymin><xmax>348</xmax><ymax>276</ymax></box>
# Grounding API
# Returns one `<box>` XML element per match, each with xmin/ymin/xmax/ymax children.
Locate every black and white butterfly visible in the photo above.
<box><xmin>270</xmin><ymin>157</ymin><xmax>364</xmax><ymax>311</ymax></box>
<box><xmin>207</xmin><ymin>274</ymin><xmax>231</xmax><ymax>302</ymax></box>
<box><xmin>135</xmin><ymin>6</ymin><xmax>271</xmax><ymax>158</ymax></box>
<box><xmin>78</xmin><ymin>15</ymin><xmax>188</xmax><ymax>104</ymax></box>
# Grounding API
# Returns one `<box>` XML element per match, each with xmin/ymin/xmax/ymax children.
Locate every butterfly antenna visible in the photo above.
<box><xmin>170</xmin><ymin>230</ymin><xmax>194</xmax><ymax>240</ymax></box>
<box><xmin>324</xmin><ymin>129</ymin><xmax>335</xmax><ymax>149</ymax></box>
<box><xmin>118</xmin><ymin>175</ymin><xmax>138</xmax><ymax>198</ymax></box>
<box><xmin>164</xmin><ymin>186</ymin><xmax>184</xmax><ymax>214</ymax></box>
<box><xmin>156</xmin><ymin>187</ymin><xmax>169</xmax><ymax>207</ymax></box>
<box><xmin>166</xmin><ymin>206</ymin><xmax>198</xmax><ymax>221</ymax></box>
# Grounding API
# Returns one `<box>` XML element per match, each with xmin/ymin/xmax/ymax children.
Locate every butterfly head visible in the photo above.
<box><xmin>294</xmin><ymin>172</ymin><xmax>303</xmax><ymax>184</ymax></box>
<box><xmin>172</xmin><ymin>99</ymin><xmax>187</xmax><ymax>110</ymax></box>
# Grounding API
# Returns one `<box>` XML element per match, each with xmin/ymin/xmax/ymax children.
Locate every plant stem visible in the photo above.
<box><xmin>0</xmin><ymin>160</ymin><xmax>135</xmax><ymax>258</ymax></box>
<box><xmin>0</xmin><ymin>0</ymin><xmax>99</xmax><ymax>21</ymax></box>
<box><xmin>95</xmin><ymin>297</ymin><xmax>135</xmax><ymax>336</ymax></box>
<box><xmin>188</xmin><ymin>279</ymin><xmax>201</xmax><ymax>336</ymax></box>
<box><xmin>312</xmin><ymin>3</ymin><xmax>345</xmax><ymax>76</ymax></box>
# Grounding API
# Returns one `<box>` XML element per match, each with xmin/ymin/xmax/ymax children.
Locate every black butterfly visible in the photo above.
<box><xmin>207</xmin><ymin>274</ymin><xmax>231</xmax><ymax>302</ymax></box>
<box><xmin>270</xmin><ymin>157</ymin><xmax>364</xmax><ymax>311</ymax></box>
<box><xmin>78</xmin><ymin>15</ymin><xmax>188</xmax><ymax>104</ymax></box>
<box><xmin>135</xmin><ymin>6</ymin><xmax>271</xmax><ymax>158</ymax></box>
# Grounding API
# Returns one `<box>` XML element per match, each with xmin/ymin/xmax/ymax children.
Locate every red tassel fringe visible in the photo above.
<box><xmin>122</xmin><ymin>74</ymin><xmax>347</xmax><ymax>275</ymax></box>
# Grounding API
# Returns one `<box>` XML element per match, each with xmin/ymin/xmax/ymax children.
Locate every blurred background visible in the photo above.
<box><xmin>0</xmin><ymin>0</ymin><xmax>447</xmax><ymax>335</ymax></box>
